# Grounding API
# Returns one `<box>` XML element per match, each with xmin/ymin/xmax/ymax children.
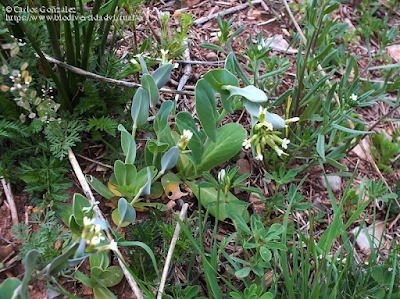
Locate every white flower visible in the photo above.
<box><xmin>259</xmin><ymin>106</ymin><xmax>267</xmax><ymax>116</ymax></box>
<box><xmin>257</xmin><ymin>45</ymin><xmax>263</xmax><ymax>51</ymax></box>
<box><xmin>174</xmin><ymin>63</ymin><xmax>179</xmax><ymax>69</ymax></box>
<box><xmin>218</xmin><ymin>169</ymin><xmax>226</xmax><ymax>182</ymax></box>
<box><xmin>217</xmin><ymin>31</ymin><xmax>222</xmax><ymax>37</ymax></box>
<box><xmin>275</xmin><ymin>148</ymin><xmax>283</xmax><ymax>157</ymax></box>
<box><xmin>282</xmin><ymin>138</ymin><xmax>290</xmax><ymax>149</ymax></box>
<box><xmin>285</xmin><ymin>117</ymin><xmax>299</xmax><ymax>124</ymax></box>
<box><xmin>108</xmin><ymin>240</ymin><xmax>118</xmax><ymax>251</ymax></box>
<box><xmin>95</xmin><ymin>224</ymin><xmax>101</xmax><ymax>233</ymax></box>
<box><xmin>242</xmin><ymin>138</ymin><xmax>252</xmax><ymax>149</ymax></box>
<box><xmin>255</xmin><ymin>153</ymin><xmax>263</xmax><ymax>161</ymax></box>
<box><xmin>130</xmin><ymin>58</ymin><xmax>138</xmax><ymax>65</ymax></box>
<box><xmin>350</xmin><ymin>93</ymin><xmax>358</xmax><ymax>102</ymax></box>
<box><xmin>161</xmin><ymin>49</ymin><xmax>169</xmax><ymax>55</ymax></box>
<box><xmin>260</xmin><ymin>121</ymin><xmax>273</xmax><ymax>131</ymax></box>
<box><xmin>83</xmin><ymin>216</ymin><xmax>95</xmax><ymax>227</ymax></box>
<box><xmin>90</xmin><ymin>236</ymin><xmax>101</xmax><ymax>246</ymax></box>
<box><xmin>182</xmin><ymin>129</ymin><xmax>193</xmax><ymax>141</ymax></box>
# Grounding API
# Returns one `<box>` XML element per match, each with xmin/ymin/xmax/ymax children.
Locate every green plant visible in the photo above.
<box><xmin>74</xmin><ymin>251</ymin><xmax>124</xmax><ymax>299</ymax></box>
<box><xmin>11</xmin><ymin>210</ymin><xmax>70</xmax><ymax>268</ymax></box>
<box><xmin>371</xmin><ymin>131</ymin><xmax>400</xmax><ymax>173</ymax></box>
<box><xmin>159</xmin><ymin>11</ymin><xmax>193</xmax><ymax>58</ymax></box>
<box><xmin>127</xmin><ymin>209</ymin><xmax>192</xmax><ymax>284</ymax></box>
<box><xmin>19</xmin><ymin>154</ymin><xmax>72</xmax><ymax>209</ymax></box>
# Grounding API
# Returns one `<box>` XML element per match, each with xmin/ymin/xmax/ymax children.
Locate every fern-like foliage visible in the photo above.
<box><xmin>12</xmin><ymin>210</ymin><xmax>70</xmax><ymax>267</ymax></box>
<box><xmin>0</xmin><ymin>119</ymin><xmax>29</xmax><ymax>141</ymax></box>
<box><xmin>74</xmin><ymin>80</ymin><xmax>107</xmax><ymax>116</ymax></box>
<box><xmin>88</xmin><ymin>116</ymin><xmax>118</xmax><ymax>137</ymax></box>
<box><xmin>44</xmin><ymin>119</ymin><xmax>86</xmax><ymax>160</ymax></box>
<box><xmin>19</xmin><ymin>155</ymin><xmax>72</xmax><ymax>207</ymax></box>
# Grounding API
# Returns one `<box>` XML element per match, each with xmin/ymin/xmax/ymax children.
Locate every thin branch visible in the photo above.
<box><xmin>175</xmin><ymin>47</ymin><xmax>192</xmax><ymax>104</ymax></box>
<box><xmin>39</xmin><ymin>53</ymin><xmax>195</xmax><ymax>96</ymax></box>
<box><xmin>1</xmin><ymin>177</ymin><xmax>19</xmax><ymax>225</ymax></box>
<box><xmin>194</xmin><ymin>0</ymin><xmax>262</xmax><ymax>26</ymax></box>
<box><xmin>76</xmin><ymin>154</ymin><xmax>114</xmax><ymax>170</ymax></box>
<box><xmin>67</xmin><ymin>148</ymin><xmax>143</xmax><ymax>299</ymax></box>
<box><xmin>157</xmin><ymin>203</ymin><xmax>189</xmax><ymax>299</ymax></box>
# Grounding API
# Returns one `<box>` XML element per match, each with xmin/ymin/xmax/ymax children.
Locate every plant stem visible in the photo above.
<box><xmin>40</xmin><ymin>0</ymin><xmax>71</xmax><ymax>99</ymax></box>
<box><xmin>81</xmin><ymin>0</ymin><xmax>102</xmax><ymax>70</ymax></box>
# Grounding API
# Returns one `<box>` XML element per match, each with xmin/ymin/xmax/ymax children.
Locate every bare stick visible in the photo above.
<box><xmin>1</xmin><ymin>177</ymin><xmax>19</xmax><ymax>225</ymax></box>
<box><xmin>67</xmin><ymin>148</ymin><xmax>144</xmax><ymax>299</ymax></box>
<box><xmin>40</xmin><ymin>53</ymin><xmax>195</xmax><ymax>96</ymax></box>
<box><xmin>175</xmin><ymin>47</ymin><xmax>192</xmax><ymax>104</ymax></box>
<box><xmin>76</xmin><ymin>154</ymin><xmax>114</xmax><ymax>170</ymax></box>
<box><xmin>194</xmin><ymin>0</ymin><xmax>262</xmax><ymax>26</ymax></box>
<box><xmin>157</xmin><ymin>203</ymin><xmax>189</xmax><ymax>299</ymax></box>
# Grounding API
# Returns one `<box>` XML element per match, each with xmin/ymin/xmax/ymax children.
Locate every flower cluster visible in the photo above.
<box><xmin>178</xmin><ymin>129</ymin><xmax>193</xmax><ymax>151</ymax></box>
<box><xmin>1</xmin><ymin>35</ymin><xmax>26</xmax><ymax>57</ymax></box>
<box><xmin>81</xmin><ymin>216</ymin><xmax>118</xmax><ymax>252</ymax></box>
<box><xmin>242</xmin><ymin>107</ymin><xmax>298</xmax><ymax>161</ymax></box>
<box><xmin>0</xmin><ymin>63</ymin><xmax>61</xmax><ymax>123</ymax></box>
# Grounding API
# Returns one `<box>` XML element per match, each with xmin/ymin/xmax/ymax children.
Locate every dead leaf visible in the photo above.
<box><xmin>386</xmin><ymin>45</ymin><xmax>400</xmax><ymax>63</ymax></box>
<box><xmin>249</xmin><ymin>192</ymin><xmax>265</xmax><ymax>214</ymax></box>
<box><xmin>161</xmin><ymin>173</ymin><xmax>188</xmax><ymax>200</ymax></box>
<box><xmin>351</xmin><ymin>221</ymin><xmax>386</xmax><ymax>253</ymax></box>
<box><xmin>351</xmin><ymin>138</ymin><xmax>371</xmax><ymax>161</ymax></box>
<box><xmin>264</xmin><ymin>35</ymin><xmax>297</xmax><ymax>54</ymax></box>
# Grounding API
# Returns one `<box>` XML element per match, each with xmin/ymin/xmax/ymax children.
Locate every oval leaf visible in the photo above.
<box><xmin>260</xmin><ymin>246</ymin><xmax>272</xmax><ymax>262</ymax></box>
<box><xmin>160</xmin><ymin>146</ymin><xmax>179</xmax><ymax>174</ymax></box>
<box><xmin>142</xmin><ymin>74</ymin><xmax>160</xmax><ymax>108</ymax></box>
<box><xmin>152</xmin><ymin>63</ymin><xmax>174</xmax><ymax>88</ymax></box>
<box><xmin>235</xmin><ymin>267</ymin><xmax>251</xmax><ymax>278</ymax></box>
<box><xmin>203</xmin><ymin>69</ymin><xmax>239</xmax><ymax>95</ymax></box>
<box><xmin>118</xmin><ymin>197</ymin><xmax>136</xmax><ymax>224</ymax></box>
<box><xmin>118</xmin><ymin>125</ymin><xmax>136</xmax><ymax>164</ymax></box>
<box><xmin>264</xmin><ymin>112</ymin><xmax>285</xmax><ymax>129</ymax></box>
<box><xmin>195</xmin><ymin>79</ymin><xmax>217</xmax><ymax>142</ymax></box>
<box><xmin>223</xmin><ymin>85</ymin><xmax>268</xmax><ymax>103</ymax></box>
<box><xmin>131</xmin><ymin>87</ymin><xmax>149</xmax><ymax>129</ymax></box>
<box><xmin>195</xmin><ymin>123</ymin><xmax>246</xmax><ymax>176</ymax></box>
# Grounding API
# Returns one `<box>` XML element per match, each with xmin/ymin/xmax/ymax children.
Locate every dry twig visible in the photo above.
<box><xmin>40</xmin><ymin>53</ymin><xmax>195</xmax><ymax>96</ymax></box>
<box><xmin>67</xmin><ymin>148</ymin><xmax>143</xmax><ymax>299</ymax></box>
<box><xmin>175</xmin><ymin>47</ymin><xmax>192</xmax><ymax>104</ymax></box>
<box><xmin>0</xmin><ymin>177</ymin><xmax>18</xmax><ymax>225</ymax></box>
<box><xmin>157</xmin><ymin>203</ymin><xmax>189</xmax><ymax>299</ymax></box>
<box><xmin>194</xmin><ymin>0</ymin><xmax>262</xmax><ymax>26</ymax></box>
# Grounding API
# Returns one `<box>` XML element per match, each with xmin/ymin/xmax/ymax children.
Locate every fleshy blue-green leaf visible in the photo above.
<box><xmin>117</xmin><ymin>197</ymin><xmax>136</xmax><ymax>225</ymax></box>
<box><xmin>0</xmin><ymin>278</ymin><xmax>21</xmax><ymax>299</ymax></box>
<box><xmin>114</xmin><ymin>161</ymin><xmax>137</xmax><ymax>186</ymax></box>
<box><xmin>118</xmin><ymin>125</ymin><xmax>136</xmax><ymax>164</ymax></box>
<box><xmin>99</xmin><ymin>266</ymin><xmax>124</xmax><ymax>287</ymax></box>
<box><xmin>154</xmin><ymin>100</ymin><xmax>174</xmax><ymax>132</ymax></box>
<box><xmin>222</xmin><ymin>85</ymin><xmax>268</xmax><ymax>103</ymax></box>
<box><xmin>203</xmin><ymin>69</ymin><xmax>239</xmax><ymax>95</ymax></box>
<box><xmin>152</xmin><ymin>63</ymin><xmax>174</xmax><ymax>88</ymax></box>
<box><xmin>160</xmin><ymin>146</ymin><xmax>179</xmax><ymax>174</ymax></box>
<box><xmin>131</xmin><ymin>88</ymin><xmax>149</xmax><ymax>129</ymax></box>
<box><xmin>195</xmin><ymin>79</ymin><xmax>217</xmax><ymax>142</ymax></box>
<box><xmin>87</xmin><ymin>176</ymin><xmax>116</xmax><ymax>200</ymax></box>
<box><xmin>264</xmin><ymin>112</ymin><xmax>285</xmax><ymax>129</ymax></box>
<box><xmin>73</xmin><ymin>194</ymin><xmax>91</xmax><ymax>226</ymax></box>
<box><xmin>141</xmin><ymin>74</ymin><xmax>160</xmax><ymax>108</ymax></box>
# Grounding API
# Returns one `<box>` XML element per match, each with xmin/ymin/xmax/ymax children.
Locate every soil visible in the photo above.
<box><xmin>1</xmin><ymin>0</ymin><xmax>400</xmax><ymax>298</ymax></box>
